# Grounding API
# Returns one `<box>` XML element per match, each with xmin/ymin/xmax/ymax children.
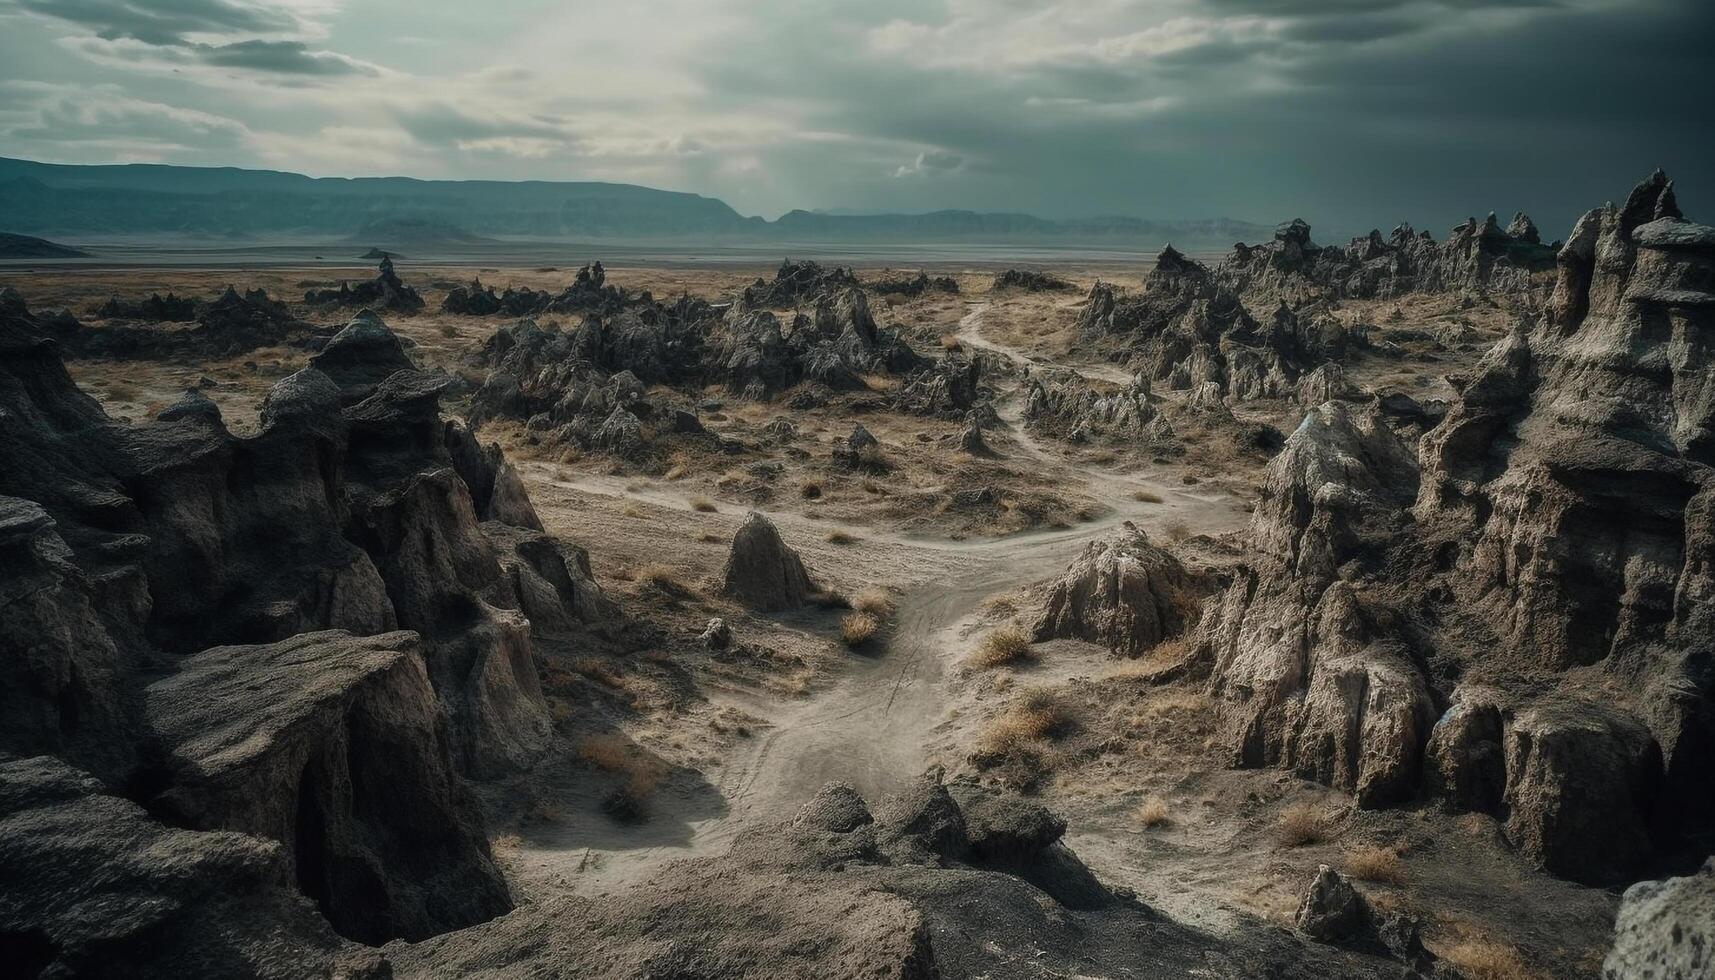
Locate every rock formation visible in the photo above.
<box><xmin>741</xmin><ymin>258</ymin><xmax>861</xmax><ymax>307</ymax></box>
<box><xmin>870</xmin><ymin>271</ymin><xmax>960</xmax><ymax>297</ymax></box>
<box><xmin>95</xmin><ymin>290</ymin><xmax>199</xmax><ymax>321</ymax></box>
<box><xmin>1603</xmin><ymin>858</ymin><xmax>1715</xmax><ymax>979</ymax></box>
<box><xmin>387</xmin><ymin>776</ymin><xmax>1408</xmax><ymax>979</ymax></box>
<box><xmin>1295</xmin><ymin>865</ymin><xmax>1434</xmax><ymax>971</ymax></box>
<box><xmin>0</xmin><ymin>301</ymin><xmax>609</xmax><ymax>946</ymax></box>
<box><xmin>441</xmin><ymin>263</ymin><xmax>632</xmax><ymax>318</ymax></box>
<box><xmin>7</xmin><ymin>284</ymin><xmax>307</xmax><ymax>360</ymax></box>
<box><xmin>1192</xmin><ymin>171</ymin><xmax>1715</xmax><ymax>886</ymax></box>
<box><xmin>991</xmin><ymin>269</ymin><xmax>1071</xmax><ymax>292</ymax></box>
<box><xmin>1078</xmin><ymin>248</ymin><xmax>1353</xmax><ymax>403</ymax></box>
<box><xmin>1023</xmin><ymin>370</ymin><xmax>1173</xmax><ymax>444</ymax></box>
<box><xmin>721</xmin><ymin>512</ymin><xmax>814</xmax><ymax>611</ymax></box>
<box><xmin>1217</xmin><ymin>213</ymin><xmax>1556</xmax><ymax>303</ymax></box>
<box><xmin>304</xmin><ymin>256</ymin><xmax>425</xmax><ymax>313</ymax></box>
<box><xmin>1032</xmin><ymin>522</ymin><xmax>1199</xmax><ymax>657</ymax></box>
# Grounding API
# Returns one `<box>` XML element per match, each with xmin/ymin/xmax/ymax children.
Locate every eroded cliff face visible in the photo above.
<box><xmin>1194</xmin><ymin>172</ymin><xmax>1715</xmax><ymax>886</ymax></box>
<box><xmin>0</xmin><ymin>305</ymin><xmax>611</xmax><ymax>953</ymax></box>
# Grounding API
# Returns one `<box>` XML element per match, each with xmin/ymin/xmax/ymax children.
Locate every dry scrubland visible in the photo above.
<box><xmin>4</xmin><ymin>179</ymin><xmax>1710</xmax><ymax>979</ymax></box>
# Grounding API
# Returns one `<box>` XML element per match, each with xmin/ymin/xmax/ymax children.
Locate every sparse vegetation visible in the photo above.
<box><xmin>578</xmin><ymin>734</ymin><xmax>668</xmax><ymax>825</ymax></box>
<box><xmin>689</xmin><ymin>496</ymin><xmax>718</xmax><ymax>512</ymax></box>
<box><xmin>824</xmin><ymin>529</ymin><xmax>856</xmax><ymax>545</ymax></box>
<box><xmin>1136</xmin><ymin>798</ymin><xmax>1170</xmax><ymax>828</ymax></box>
<box><xmin>978</xmin><ymin>688</ymin><xmax>1072</xmax><ymax>757</ymax></box>
<box><xmin>664</xmin><ymin>462</ymin><xmax>688</xmax><ymax>480</ymax></box>
<box><xmin>1132</xmin><ymin>489</ymin><xmax>1163</xmax><ymax>503</ymax></box>
<box><xmin>800</xmin><ymin>480</ymin><xmax>823</xmax><ymax>499</ymax></box>
<box><xmin>851</xmin><ymin>587</ymin><xmax>894</xmax><ymax>618</ymax></box>
<box><xmin>1438</xmin><ymin>937</ymin><xmax>1540</xmax><ymax>980</ymax></box>
<box><xmin>840</xmin><ymin>611</ymin><xmax>880</xmax><ymax>646</ymax></box>
<box><xmin>968</xmin><ymin>623</ymin><xmax>1034</xmax><ymax>669</ymax></box>
<box><xmin>1343</xmin><ymin>845</ymin><xmax>1406</xmax><ymax>885</ymax></box>
<box><xmin>1276</xmin><ymin>803</ymin><xmax>1331</xmax><ymax>846</ymax></box>
<box><xmin>1163</xmin><ymin>519</ymin><xmax>1192</xmax><ymax>543</ymax></box>
<box><xmin>635</xmin><ymin>564</ymin><xmax>689</xmax><ymax>592</ymax></box>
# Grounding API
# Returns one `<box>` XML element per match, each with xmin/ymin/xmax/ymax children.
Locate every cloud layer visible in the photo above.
<box><xmin>0</xmin><ymin>0</ymin><xmax>1709</xmax><ymax>234</ymax></box>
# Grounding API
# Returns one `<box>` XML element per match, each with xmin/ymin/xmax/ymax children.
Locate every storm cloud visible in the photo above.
<box><xmin>0</xmin><ymin>0</ymin><xmax>1708</xmax><ymax>236</ymax></box>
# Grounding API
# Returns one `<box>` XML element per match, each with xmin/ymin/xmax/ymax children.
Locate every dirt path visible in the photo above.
<box><xmin>508</xmin><ymin>300</ymin><xmax>1250</xmax><ymax>899</ymax></box>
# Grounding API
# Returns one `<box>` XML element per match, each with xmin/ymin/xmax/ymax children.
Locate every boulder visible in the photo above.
<box><xmin>1031</xmin><ymin>522</ymin><xmax>1198</xmax><ymax>657</ymax></box>
<box><xmin>1604</xmin><ymin>858</ymin><xmax>1715</xmax><ymax>980</ymax></box>
<box><xmin>0</xmin><ymin>755</ymin><xmax>353</xmax><ymax>978</ymax></box>
<box><xmin>144</xmin><ymin>630</ymin><xmax>512</xmax><ymax>943</ymax></box>
<box><xmin>721</xmin><ymin>512</ymin><xmax>815</xmax><ymax>611</ymax></box>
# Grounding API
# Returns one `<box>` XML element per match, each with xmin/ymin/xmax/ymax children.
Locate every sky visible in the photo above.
<box><xmin>0</xmin><ymin>0</ymin><xmax>1710</xmax><ymax>235</ymax></box>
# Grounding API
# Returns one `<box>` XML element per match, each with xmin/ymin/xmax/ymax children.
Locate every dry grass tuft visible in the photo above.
<box><xmin>978</xmin><ymin>688</ymin><xmax>1072</xmax><ymax>755</ymax></box>
<box><xmin>695</xmin><ymin>531</ymin><xmax>722</xmax><ymax>543</ymax></box>
<box><xmin>1136</xmin><ymin>798</ymin><xmax>1171</xmax><ymax>828</ymax></box>
<box><xmin>940</xmin><ymin>333</ymin><xmax>962</xmax><ymax>351</ymax></box>
<box><xmin>825</xmin><ymin>529</ymin><xmax>856</xmax><ymax>545</ymax></box>
<box><xmin>841</xmin><ymin>611</ymin><xmax>881</xmax><ymax>646</ymax></box>
<box><xmin>622</xmin><ymin>503</ymin><xmax>648</xmax><ymax>519</ymax></box>
<box><xmin>635</xmin><ymin>564</ymin><xmax>689</xmax><ymax>592</ymax></box>
<box><xmin>1132</xmin><ymin>489</ymin><xmax>1164</xmax><ymax>503</ymax></box>
<box><xmin>689</xmin><ymin>495</ymin><xmax>718</xmax><ymax>513</ymax></box>
<box><xmin>570</xmin><ymin>657</ymin><xmax>624</xmax><ymax>689</ymax></box>
<box><xmin>1438</xmin><ymin>939</ymin><xmax>1540</xmax><ymax>980</ymax></box>
<box><xmin>800</xmin><ymin>480</ymin><xmax>823</xmax><ymax>499</ymax></box>
<box><xmin>1343</xmin><ymin>845</ymin><xmax>1407</xmax><ymax>885</ymax></box>
<box><xmin>1163</xmin><ymin>518</ymin><xmax>1192</xmax><ymax>543</ymax></box>
<box><xmin>664</xmin><ymin>462</ymin><xmax>688</xmax><ymax>481</ymax></box>
<box><xmin>968</xmin><ymin>623</ymin><xmax>1034</xmax><ymax>669</ymax></box>
<box><xmin>577</xmin><ymin>734</ymin><xmax>668</xmax><ymax>823</ymax></box>
<box><xmin>1276</xmin><ymin>803</ymin><xmax>1331</xmax><ymax>847</ymax></box>
<box><xmin>851</xmin><ymin>587</ymin><xmax>895</xmax><ymax>618</ymax></box>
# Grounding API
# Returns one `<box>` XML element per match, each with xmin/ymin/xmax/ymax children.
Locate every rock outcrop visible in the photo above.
<box><xmin>1194</xmin><ymin>172</ymin><xmax>1715</xmax><ymax>885</ymax></box>
<box><xmin>9</xmin><ymin>284</ymin><xmax>307</xmax><ymax>360</ymax></box>
<box><xmin>1295</xmin><ymin>865</ymin><xmax>1434</xmax><ymax>971</ymax></box>
<box><xmin>389</xmin><ymin>776</ymin><xmax>1408</xmax><ymax>979</ymax></box>
<box><xmin>1604</xmin><ymin>858</ymin><xmax>1715</xmax><ymax>980</ymax></box>
<box><xmin>991</xmin><ymin>269</ymin><xmax>1071</xmax><ymax>292</ymax></box>
<box><xmin>0</xmin><ymin>755</ymin><xmax>359</xmax><ymax>978</ymax></box>
<box><xmin>1032</xmin><ymin>522</ymin><xmax>1199</xmax><ymax>657</ymax></box>
<box><xmin>1022</xmin><ymin>371</ymin><xmax>1172</xmax><ymax>445</ymax></box>
<box><xmin>441</xmin><ymin>263</ymin><xmax>631</xmax><ymax>318</ymax></box>
<box><xmin>143</xmin><ymin>630</ymin><xmax>511</xmax><ymax>943</ymax></box>
<box><xmin>741</xmin><ymin>258</ymin><xmax>861</xmax><ymax>307</ymax></box>
<box><xmin>1217</xmin><ymin>213</ymin><xmax>1556</xmax><ymax>303</ymax></box>
<box><xmin>1195</xmin><ymin>401</ymin><xmax>1434</xmax><ymax>809</ymax></box>
<box><xmin>721</xmin><ymin>512</ymin><xmax>815</xmax><ymax>611</ymax></box>
<box><xmin>304</xmin><ymin>257</ymin><xmax>424</xmax><ymax>313</ymax></box>
<box><xmin>0</xmin><ymin>302</ymin><xmax>608</xmax><ymax>944</ymax></box>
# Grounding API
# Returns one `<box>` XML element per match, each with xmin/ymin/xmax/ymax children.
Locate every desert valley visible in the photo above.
<box><xmin>2</xmin><ymin>163</ymin><xmax>1711</xmax><ymax>978</ymax></box>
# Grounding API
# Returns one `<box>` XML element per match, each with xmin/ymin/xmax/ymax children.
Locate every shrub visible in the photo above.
<box><xmin>1136</xmin><ymin>798</ymin><xmax>1170</xmax><ymax>828</ymax></box>
<box><xmin>664</xmin><ymin>463</ymin><xmax>688</xmax><ymax>481</ymax></box>
<box><xmin>635</xmin><ymin>564</ymin><xmax>687</xmax><ymax>591</ymax></box>
<box><xmin>801</xmin><ymin>480</ymin><xmax>823</xmax><ymax>499</ymax></box>
<box><xmin>978</xmin><ymin>688</ymin><xmax>1071</xmax><ymax>755</ymax></box>
<box><xmin>1163</xmin><ymin>519</ymin><xmax>1192</xmax><ymax>543</ymax></box>
<box><xmin>1343</xmin><ymin>845</ymin><xmax>1406</xmax><ymax>885</ymax></box>
<box><xmin>968</xmin><ymin>624</ymin><xmax>1033</xmax><ymax>668</ymax></box>
<box><xmin>437</xmin><ymin>322</ymin><xmax>458</xmax><ymax>338</ymax></box>
<box><xmin>851</xmin><ymin>587</ymin><xmax>894</xmax><ymax>618</ymax></box>
<box><xmin>940</xmin><ymin>334</ymin><xmax>961</xmax><ymax>351</ymax></box>
<box><xmin>1276</xmin><ymin>803</ymin><xmax>1330</xmax><ymax>846</ymax></box>
<box><xmin>1132</xmin><ymin>489</ymin><xmax>1164</xmax><ymax>503</ymax></box>
<box><xmin>841</xmin><ymin>611</ymin><xmax>880</xmax><ymax>646</ymax></box>
<box><xmin>1439</xmin><ymin>939</ymin><xmax>1540</xmax><ymax>980</ymax></box>
<box><xmin>689</xmin><ymin>496</ymin><xmax>718</xmax><ymax>513</ymax></box>
<box><xmin>824</xmin><ymin>529</ymin><xmax>856</xmax><ymax>545</ymax></box>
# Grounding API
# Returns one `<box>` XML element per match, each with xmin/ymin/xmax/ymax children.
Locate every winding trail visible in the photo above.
<box><xmin>509</xmin><ymin>301</ymin><xmax>1251</xmax><ymax>897</ymax></box>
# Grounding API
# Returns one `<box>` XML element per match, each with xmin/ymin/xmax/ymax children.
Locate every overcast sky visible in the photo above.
<box><xmin>0</xmin><ymin>0</ymin><xmax>1709</xmax><ymax>235</ymax></box>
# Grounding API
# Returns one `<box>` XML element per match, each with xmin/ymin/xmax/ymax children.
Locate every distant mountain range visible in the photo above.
<box><xmin>0</xmin><ymin>156</ymin><xmax>1269</xmax><ymax>247</ymax></box>
<box><xmin>0</xmin><ymin>231</ymin><xmax>88</xmax><ymax>258</ymax></box>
